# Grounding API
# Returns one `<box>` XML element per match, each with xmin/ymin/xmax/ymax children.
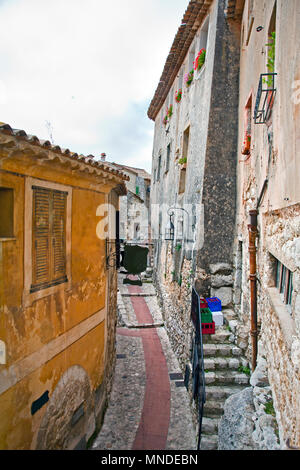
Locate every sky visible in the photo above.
<box><xmin>0</xmin><ymin>0</ymin><xmax>187</xmax><ymax>173</ymax></box>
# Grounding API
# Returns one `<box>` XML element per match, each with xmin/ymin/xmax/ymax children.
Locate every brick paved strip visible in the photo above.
<box><xmin>117</xmin><ymin>324</ymin><xmax>171</xmax><ymax>450</ymax></box>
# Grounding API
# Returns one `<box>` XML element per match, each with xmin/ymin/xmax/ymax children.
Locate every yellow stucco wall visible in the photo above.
<box><xmin>0</xmin><ymin>145</ymin><xmax>121</xmax><ymax>449</ymax></box>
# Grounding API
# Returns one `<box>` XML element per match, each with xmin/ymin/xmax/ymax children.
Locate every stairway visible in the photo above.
<box><xmin>199</xmin><ymin>324</ymin><xmax>250</xmax><ymax>450</ymax></box>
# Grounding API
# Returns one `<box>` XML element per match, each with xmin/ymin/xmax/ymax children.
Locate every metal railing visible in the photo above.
<box><xmin>191</xmin><ymin>287</ymin><xmax>206</xmax><ymax>450</ymax></box>
<box><xmin>254</xmin><ymin>73</ymin><xmax>277</xmax><ymax>124</ymax></box>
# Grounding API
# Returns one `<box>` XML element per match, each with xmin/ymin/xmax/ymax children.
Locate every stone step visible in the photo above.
<box><xmin>199</xmin><ymin>434</ymin><xmax>218</xmax><ymax>450</ymax></box>
<box><xmin>204</xmin><ymin>356</ymin><xmax>248</xmax><ymax>371</ymax></box>
<box><xmin>202</xmin><ymin>399</ymin><xmax>225</xmax><ymax>417</ymax></box>
<box><xmin>205</xmin><ymin>370</ymin><xmax>250</xmax><ymax>386</ymax></box>
<box><xmin>203</xmin><ymin>343</ymin><xmax>243</xmax><ymax>357</ymax></box>
<box><xmin>204</xmin><ymin>385</ymin><xmax>246</xmax><ymax>400</ymax></box>
<box><xmin>202</xmin><ymin>328</ymin><xmax>233</xmax><ymax>344</ymax></box>
<box><xmin>201</xmin><ymin>416</ymin><xmax>219</xmax><ymax>434</ymax></box>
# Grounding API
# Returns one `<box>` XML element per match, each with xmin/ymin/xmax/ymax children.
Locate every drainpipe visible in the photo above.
<box><xmin>248</xmin><ymin>209</ymin><xmax>258</xmax><ymax>371</ymax></box>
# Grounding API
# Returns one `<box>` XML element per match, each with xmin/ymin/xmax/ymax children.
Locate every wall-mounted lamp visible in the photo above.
<box><xmin>165</xmin><ymin>206</ymin><xmax>190</xmax><ymax>242</ymax></box>
<box><xmin>165</xmin><ymin>210</ymin><xmax>175</xmax><ymax>241</ymax></box>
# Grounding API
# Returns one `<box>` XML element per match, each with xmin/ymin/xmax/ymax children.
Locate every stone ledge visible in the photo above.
<box><xmin>266</xmin><ymin>287</ymin><xmax>296</xmax><ymax>352</ymax></box>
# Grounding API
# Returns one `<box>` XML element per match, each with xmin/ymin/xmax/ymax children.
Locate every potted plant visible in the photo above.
<box><xmin>241</xmin><ymin>133</ymin><xmax>251</xmax><ymax>155</ymax></box>
<box><xmin>167</xmin><ymin>104</ymin><xmax>173</xmax><ymax>118</ymax></box>
<box><xmin>263</xmin><ymin>32</ymin><xmax>276</xmax><ymax>115</ymax></box>
<box><xmin>162</xmin><ymin>114</ymin><xmax>169</xmax><ymax>126</ymax></box>
<box><xmin>193</xmin><ymin>48</ymin><xmax>206</xmax><ymax>72</ymax></box>
<box><xmin>175</xmin><ymin>89</ymin><xmax>182</xmax><ymax>103</ymax></box>
<box><xmin>184</xmin><ymin>70</ymin><xmax>194</xmax><ymax>87</ymax></box>
<box><xmin>178</xmin><ymin>156</ymin><xmax>187</xmax><ymax>168</ymax></box>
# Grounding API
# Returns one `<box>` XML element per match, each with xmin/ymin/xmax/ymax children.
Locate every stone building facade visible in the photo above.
<box><xmin>233</xmin><ymin>0</ymin><xmax>300</xmax><ymax>449</ymax></box>
<box><xmin>148</xmin><ymin>0</ymin><xmax>241</xmax><ymax>374</ymax></box>
<box><xmin>148</xmin><ymin>0</ymin><xmax>300</xmax><ymax>449</ymax></box>
<box><xmin>112</xmin><ymin>164</ymin><xmax>151</xmax><ymax>244</ymax></box>
<box><xmin>0</xmin><ymin>123</ymin><xmax>128</xmax><ymax>449</ymax></box>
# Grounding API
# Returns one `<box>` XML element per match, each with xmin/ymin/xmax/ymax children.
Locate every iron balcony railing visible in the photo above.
<box><xmin>191</xmin><ymin>286</ymin><xmax>206</xmax><ymax>450</ymax></box>
<box><xmin>254</xmin><ymin>72</ymin><xmax>277</xmax><ymax>124</ymax></box>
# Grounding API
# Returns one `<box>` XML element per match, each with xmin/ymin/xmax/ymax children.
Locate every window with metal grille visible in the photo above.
<box><xmin>31</xmin><ymin>186</ymin><xmax>68</xmax><ymax>293</ymax></box>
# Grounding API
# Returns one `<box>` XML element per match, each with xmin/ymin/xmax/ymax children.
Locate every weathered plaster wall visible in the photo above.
<box><xmin>150</xmin><ymin>0</ymin><xmax>240</xmax><ymax>369</ymax></box>
<box><xmin>0</xmin><ymin>146</ymin><xmax>120</xmax><ymax>449</ymax></box>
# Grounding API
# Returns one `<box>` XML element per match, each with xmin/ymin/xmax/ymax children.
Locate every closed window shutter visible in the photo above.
<box><xmin>31</xmin><ymin>186</ymin><xmax>68</xmax><ymax>293</ymax></box>
<box><xmin>32</xmin><ymin>187</ymin><xmax>51</xmax><ymax>290</ymax></box>
<box><xmin>51</xmin><ymin>190</ymin><xmax>67</xmax><ymax>283</ymax></box>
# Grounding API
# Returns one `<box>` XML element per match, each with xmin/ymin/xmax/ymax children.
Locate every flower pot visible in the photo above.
<box><xmin>241</xmin><ymin>135</ymin><xmax>251</xmax><ymax>155</ymax></box>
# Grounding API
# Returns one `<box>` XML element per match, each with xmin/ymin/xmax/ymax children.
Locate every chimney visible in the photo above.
<box><xmin>100</xmin><ymin>152</ymin><xmax>106</xmax><ymax>162</ymax></box>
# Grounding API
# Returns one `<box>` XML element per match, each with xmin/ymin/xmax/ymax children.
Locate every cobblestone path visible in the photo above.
<box><xmin>91</xmin><ymin>272</ymin><xmax>197</xmax><ymax>451</ymax></box>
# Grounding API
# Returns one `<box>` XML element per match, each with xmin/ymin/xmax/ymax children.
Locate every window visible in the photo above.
<box><xmin>165</xmin><ymin>144</ymin><xmax>171</xmax><ymax>173</ymax></box>
<box><xmin>188</xmin><ymin>42</ymin><xmax>195</xmax><ymax>72</ymax></box>
<box><xmin>242</xmin><ymin>95</ymin><xmax>252</xmax><ymax>155</ymax></box>
<box><xmin>178</xmin><ymin>68</ymin><xmax>183</xmax><ymax>90</ymax></box>
<box><xmin>178</xmin><ymin>127</ymin><xmax>190</xmax><ymax>194</ymax></box>
<box><xmin>198</xmin><ymin>15</ymin><xmax>209</xmax><ymax>51</ymax></box>
<box><xmin>183</xmin><ymin>126</ymin><xmax>190</xmax><ymax>161</ymax></box>
<box><xmin>275</xmin><ymin>259</ymin><xmax>293</xmax><ymax>307</ymax></box>
<box><xmin>246</xmin><ymin>0</ymin><xmax>254</xmax><ymax>46</ymax></box>
<box><xmin>31</xmin><ymin>186</ymin><xmax>67</xmax><ymax>293</ymax></box>
<box><xmin>0</xmin><ymin>187</ymin><xmax>14</xmax><ymax>238</ymax></box>
<box><xmin>157</xmin><ymin>154</ymin><xmax>162</xmax><ymax>181</ymax></box>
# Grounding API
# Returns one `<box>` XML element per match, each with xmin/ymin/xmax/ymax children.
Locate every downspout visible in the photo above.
<box><xmin>248</xmin><ymin>209</ymin><xmax>258</xmax><ymax>371</ymax></box>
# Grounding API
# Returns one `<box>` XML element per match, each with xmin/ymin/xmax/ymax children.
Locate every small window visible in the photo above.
<box><xmin>153</xmin><ymin>168</ymin><xmax>156</xmax><ymax>183</ymax></box>
<box><xmin>165</xmin><ymin>144</ymin><xmax>171</xmax><ymax>173</ymax></box>
<box><xmin>198</xmin><ymin>15</ymin><xmax>209</xmax><ymax>51</ymax></box>
<box><xmin>0</xmin><ymin>187</ymin><xmax>14</xmax><ymax>238</ymax></box>
<box><xmin>183</xmin><ymin>126</ymin><xmax>190</xmax><ymax>161</ymax></box>
<box><xmin>241</xmin><ymin>95</ymin><xmax>252</xmax><ymax>155</ymax></box>
<box><xmin>275</xmin><ymin>259</ymin><xmax>293</xmax><ymax>307</ymax></box>
<box><xmin>178</xmin><ymin>168</ymin><xmax>186</xmax><ymax>194</ymax></box>
<box><xmin>31</xmin><ymin>186</ymin><xmax>67</xmax><ymax>293</ymax></box>
<box><xmin>157</xmin><ymin>155</ymin><xmax>162</xmax><ymax>181</ymax></box>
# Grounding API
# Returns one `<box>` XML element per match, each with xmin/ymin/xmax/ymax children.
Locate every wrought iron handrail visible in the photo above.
<box><xmin>191</xmin><ymin>287</ymin><xmax>206</xmax><ymax>450</ymax></box>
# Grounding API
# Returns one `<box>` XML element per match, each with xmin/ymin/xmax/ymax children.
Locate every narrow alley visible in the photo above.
<box><xmin>91</xmin><ymin>272</ymin><xmax>197</xmax><ymax>451</ymax></box>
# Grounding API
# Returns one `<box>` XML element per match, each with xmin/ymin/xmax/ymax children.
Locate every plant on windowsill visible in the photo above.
<box><xmin>175</xmin><ymin>89</ymin><xmax>182</xmax><ymax>103</ymax></box>
<box><xmin>193</xmin><ymin>48</ymin><xmax>206</xmax><ymax>72</ymax></box>
<box><xmin>178</xmin><ymin>156</ymin><xmax>187</xmax><ymax>169</ymax></box>
<box><xmin>263</xmin><ymin>31</ymin><xmax>276</xmax><ymax>114</ymax></box>
<box><xmin>184</xmin><ymin>70</ymin><xmax>194</xmax><ymax>87</ymax></box>
<box><xmin>241</xmin><ymin>134</ymin><xmax>251</xmax><ymax>155</ymax></box>
<box><xmin>163</xmin><ymin>104</ymin><xmax>173</xmax><ymax>126</ymax></box>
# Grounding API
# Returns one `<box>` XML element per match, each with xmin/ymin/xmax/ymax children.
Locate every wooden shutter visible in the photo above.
<box><xmin>51</xmin><ymin>190</ymin><xmax>67</xmax><ymax>283</ymax></box>
<box><xmin>31</xmin><ymin>186</ymin><xmax>67</xmax><ymax>293</ymax></box>
<box><xmin>31</xmin><ymin>187</ymin><xmax>51</xmax><ymax>291</ymax></box>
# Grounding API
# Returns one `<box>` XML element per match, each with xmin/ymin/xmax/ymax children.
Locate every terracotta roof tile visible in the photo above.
<box><xmin>0</xmin><ymin>123</ymin><xmax>130</xmax><ymax>183</ymax></box>
<box><xmin>147</xmin><ymin>0</ymin><xmax>213</xmax><ymax>121</ymax></box>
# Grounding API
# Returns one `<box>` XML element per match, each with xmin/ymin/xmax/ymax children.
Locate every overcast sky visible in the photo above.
<box><xmin>0</xmin><ymin>0</ymin><xmax>187</xmax><ymax>172</ymax></box>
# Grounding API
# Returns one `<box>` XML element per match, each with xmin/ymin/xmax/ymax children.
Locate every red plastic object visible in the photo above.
<box><xmin>200</xmin><ymin>297</ymin><xmax>208</xmax><ymax>308</ymax></box>
<box><xmin>201</xmin><ymin>322</ymin><xmax>215</xmax><ymax>335</ymax></box>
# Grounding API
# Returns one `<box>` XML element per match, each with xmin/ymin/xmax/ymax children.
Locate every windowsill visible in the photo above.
<box><xmin>195</xmin><ymin>64</ymin><xmax>206</xmax><ymax>80</ymax></box>
<box><xmin>0</xmin><ymin>237</ymin><xmax>16</xmax><ymax>242</ymax></box>
<box><xmin>23</xmin><ymin>279</ymin><xmax>72</xmax><ymax>308</ymax></box>
<box><xmin>266</xmin><ymin>287</ymin><xmax>296</xmax><ymax>352</ymax></box>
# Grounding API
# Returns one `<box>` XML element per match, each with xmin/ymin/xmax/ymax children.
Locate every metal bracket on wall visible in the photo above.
<box><xmin>105</xmin><ymin>239</ymin><xmax>119</xmax><ymax>269</ymax></box>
